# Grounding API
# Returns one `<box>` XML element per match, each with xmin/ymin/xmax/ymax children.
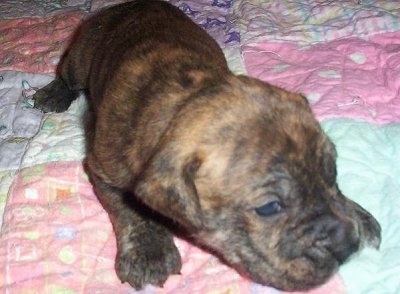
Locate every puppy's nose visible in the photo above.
<box><xmin>308</xmin><ymin>216</ymin><xmax>360</xmax><ymax>264</ymax></box>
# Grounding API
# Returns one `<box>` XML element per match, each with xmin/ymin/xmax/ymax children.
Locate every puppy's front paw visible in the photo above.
<box><xmin>116</xmin><ymin>236</ymin><xmax>182</xmax><ymax>289</ymax></box>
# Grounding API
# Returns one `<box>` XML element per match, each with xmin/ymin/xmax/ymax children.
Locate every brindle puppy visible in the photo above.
<box><xmin>33</xmin><ymin>0</ymin><xmax>381</xmax><ymax>291</ymax></box>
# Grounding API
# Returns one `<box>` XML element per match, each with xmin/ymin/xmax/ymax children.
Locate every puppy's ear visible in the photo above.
<box><xmin>134</xmin><ymin>151</ymin><xmax>204</xmax><ymax>230</ymax></box>
<box><xmin>337</xmin><ymin>193</ymin><xmax>381</xmax><ymax>249</ymax></box>
<box><xmin>348</xmin><ymin>198</ymin><xmax>381</xmax><ymax>249</ymax></box>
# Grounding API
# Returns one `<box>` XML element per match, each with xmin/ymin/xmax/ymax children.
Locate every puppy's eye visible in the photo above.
<box><xmin>255</xmin><ymin>201</ymin><xmax>282</xmax><ymax>217</ymax></box>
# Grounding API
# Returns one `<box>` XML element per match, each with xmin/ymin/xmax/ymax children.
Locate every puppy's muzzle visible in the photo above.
<box><xmin>303</xmin><ymin>215</ymin><xmax>360</xmax><ymax>264</ymax></box>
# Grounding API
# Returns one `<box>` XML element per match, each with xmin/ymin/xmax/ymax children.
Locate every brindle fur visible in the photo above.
<box><xmin>33</xmin><ymin>0</ymin><xmax>381</xmax><ymax>291</ymax></box>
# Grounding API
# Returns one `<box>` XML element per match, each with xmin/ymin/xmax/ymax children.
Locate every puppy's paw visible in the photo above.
<box><xmin>115</xmin><ymin>236</ymin><xmax>182</xmax><ymax>289</ymax></box>
<box><xmin>33</xmin><ymin>78</ymin><xmax>77</xmax><ymax>113</ymax></box>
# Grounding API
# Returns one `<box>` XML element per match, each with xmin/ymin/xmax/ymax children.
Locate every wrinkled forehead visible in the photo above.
<box><xmin>198</xmin><ymin>115</ymin><xmax>336</xmax><ymax>196</ymax></box>
<box><xmin>220</xmin><ymin>106</ymin><xmax>334</xmax><ymax>168</ymax></box>
<box><xmin>176</xmin><ymin>75</ymin><xmax>336</xmax><ymax>173</ymax></box>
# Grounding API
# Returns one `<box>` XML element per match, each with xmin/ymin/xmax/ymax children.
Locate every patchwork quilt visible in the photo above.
<box><xmin>1</xmin><ymin>1</ymin><xmax>399</xmax><ymax>293</ymax></box>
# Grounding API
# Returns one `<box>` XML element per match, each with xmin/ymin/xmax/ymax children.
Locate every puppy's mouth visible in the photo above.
<box><xmin>263</xmin><ymin>226</ymin><xmax>360</xmax><ymax>290</ymax></box>
<box><xmin>230</xmin><ymin>223</ymin><xmax>360</xmax><ymax>291</ymax></box>
<box><xmin>304</xmin><ymin>245</ymin><xmax>335</xmax><ymax>264</ymax></box>
<box><xmin>311</xmin><ymin>236</ymin><xmax>360</xmax><ymax>264</ymax></box>
<box><xmin>195</xmin><ymin>208</ymin><xmax>367</xmax><ymax>291</ymax></box>
<box><xmin>278</xmin><ymin>248</ymin><xmax>340</xmax><ymax>288</ymax></box>
<box><xmin>257</xmin><ymin>248</ymin><xmax>341</xmax><ymax>291</ymax></box>
<box><xmin>229</xmin><ymin>248</ymin><xmax>338</xmax><ymax>292</ymax></box>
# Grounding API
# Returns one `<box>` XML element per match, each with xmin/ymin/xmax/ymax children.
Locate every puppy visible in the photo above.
<box><xmin>33</xmin><ymin>0</ymin><xmax>381</xmax><ymax>291</ymax></box>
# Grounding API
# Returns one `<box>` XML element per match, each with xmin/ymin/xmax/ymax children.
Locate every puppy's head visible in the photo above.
<box><xmin>134</xmin><ymin>75</ymin><xmax>381</xmax><ymax>291</ymax></box>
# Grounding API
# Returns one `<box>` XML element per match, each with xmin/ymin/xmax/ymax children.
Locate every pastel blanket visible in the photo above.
<box><xmin>1</xmin><ymin>1</ymin><xmax>399</xmax><ymax>293</ymax></box>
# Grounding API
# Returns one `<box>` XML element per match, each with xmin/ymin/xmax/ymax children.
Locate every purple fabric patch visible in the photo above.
<box><xmin>171</xmin><ymin>0</ymin><xmax>240</xmax><ymax>47</ymax></box>
<box><xmin>90</xmin><ymin>0</ymin><xmax>240</xmax><ymax>48</ymax></box>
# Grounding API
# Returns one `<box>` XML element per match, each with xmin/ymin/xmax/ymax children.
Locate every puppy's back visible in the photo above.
<box><xmin>59</xmin><ymin>0</ymin><xmax>228</xmax><ymax>103</ymax></box>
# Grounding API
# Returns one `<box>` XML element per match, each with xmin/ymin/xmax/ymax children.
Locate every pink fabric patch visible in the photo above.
<box><xmin>243</xmin><ymin>32</ymin><xmax>400</xmax><ymax>124</ymax></box>
<box><xmin>0</xmin><ymin>11</ymin><xmax>84</xmax><ymax>73</ymax></box>
<box><xmin>0</xmin><ymin>161</ymin><xmax>345</xmax><ymax>293</ymax></box>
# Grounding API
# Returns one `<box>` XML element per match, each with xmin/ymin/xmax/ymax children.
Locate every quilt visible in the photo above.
<box><xmin>1</xmin><ymin>1</ymin><xmax>399</xmax><ymax>293</ymax></box>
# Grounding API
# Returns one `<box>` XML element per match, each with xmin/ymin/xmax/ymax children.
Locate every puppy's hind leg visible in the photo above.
<box><xmin>88</xmin><ymin>172</ymin><xmax>182</xmax><ymax>289</ymax></box>
<box><xmin>33</xmin><ymin>78</ymin><xmax>79</xmax><ymax>113</ymax></box>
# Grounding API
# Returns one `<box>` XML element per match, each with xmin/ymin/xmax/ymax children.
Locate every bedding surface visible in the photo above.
<box><xmin>1</xmin><ymin>1</ymin><xmax>399</xmax><ymax>293</ymax></box>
